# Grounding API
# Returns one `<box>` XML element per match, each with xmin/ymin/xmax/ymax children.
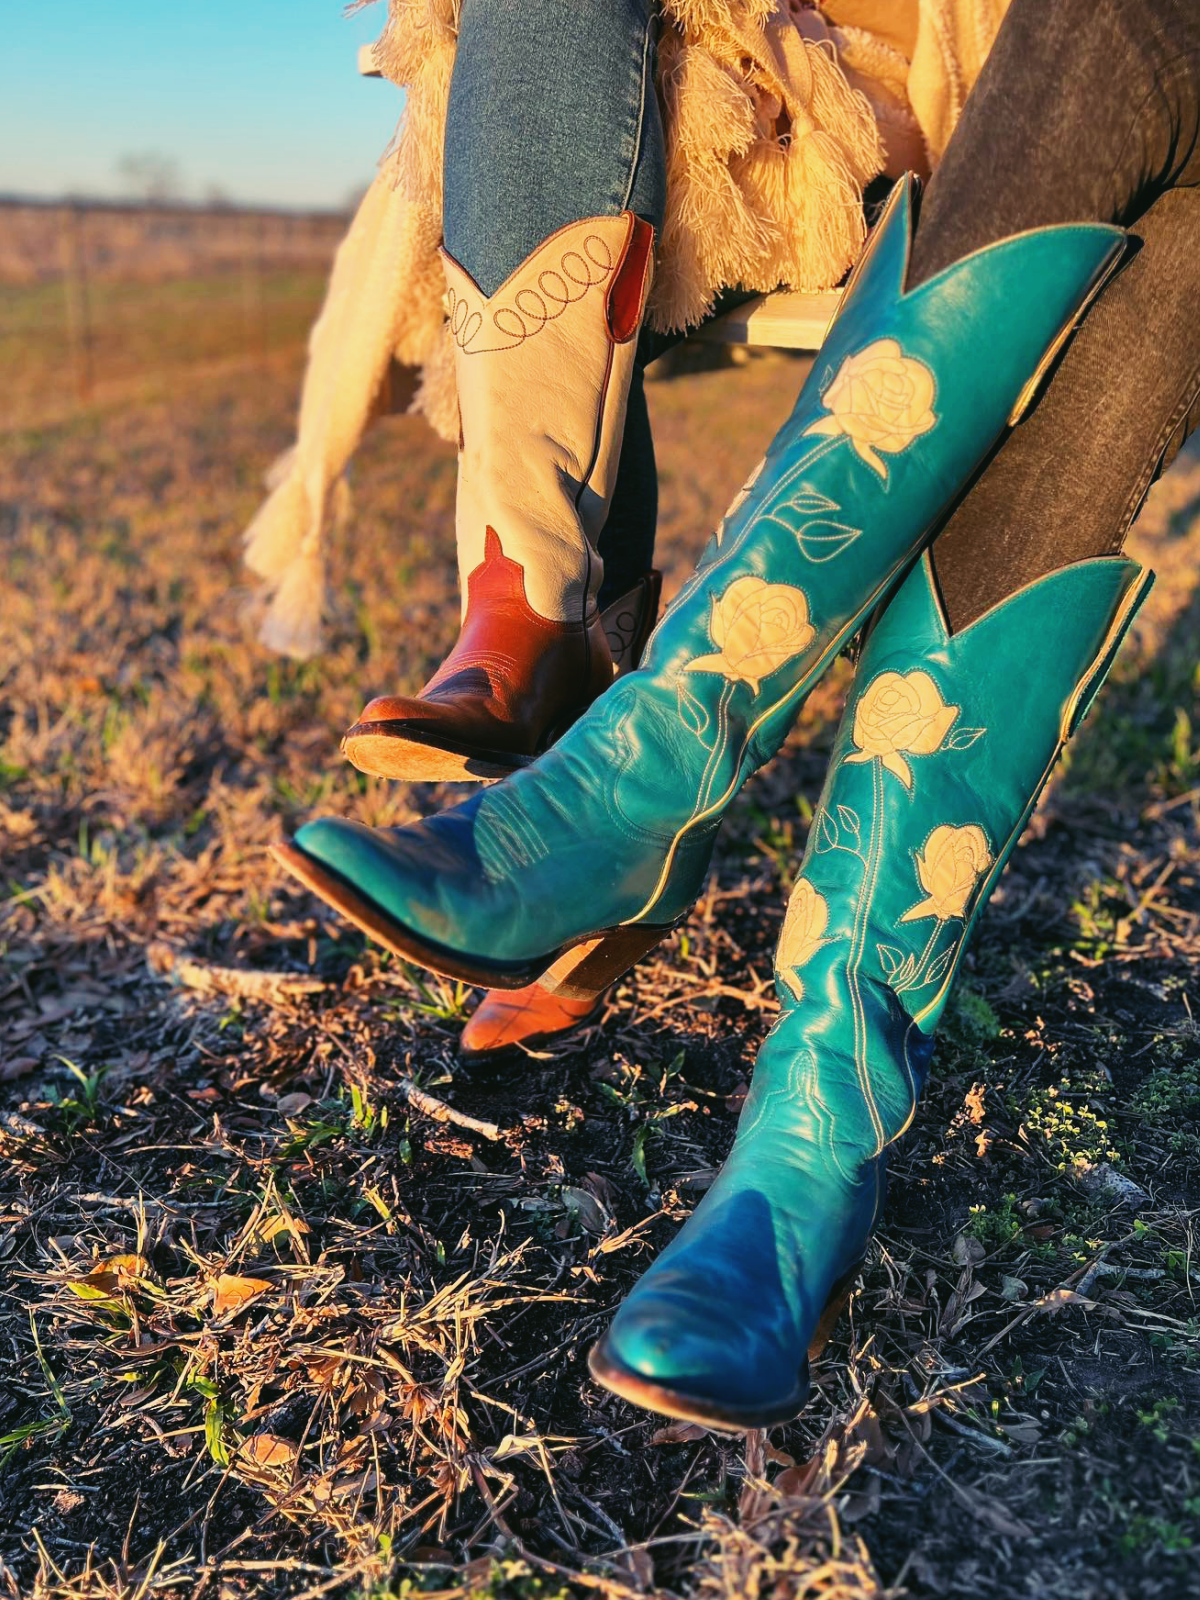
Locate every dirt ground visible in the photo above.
<box><xmin>1</xmin><ymin>347</ymin><xmax>1198</xmax><ymax>1600</ymax></box>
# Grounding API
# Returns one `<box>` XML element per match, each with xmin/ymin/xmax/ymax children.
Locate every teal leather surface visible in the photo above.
<box><xmin>293</xmin><ymin>176</ymin><xmax>1125</xmax><ymax>975</ymax></box>
<box><xmin>600</xmin><ymin>553</ymin><xmax>1152</xmax><ymax>1415</ymax></box>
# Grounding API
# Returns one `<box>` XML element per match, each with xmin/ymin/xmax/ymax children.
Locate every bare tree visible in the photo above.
<box><xmin>116</xmin><ymin>152</ymin><xmax>184</xmax><ymax>204</ymax></box>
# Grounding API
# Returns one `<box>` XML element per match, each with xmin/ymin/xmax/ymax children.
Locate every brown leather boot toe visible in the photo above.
<box><xmin>343</xmin><ymin>528</ymin><xmax>615</xmax><ymax>782</ymax></box>
<box><xmin>344</xmin><ymin>540</ymin><xmax>662</xmax><ymax>783</ymax></box>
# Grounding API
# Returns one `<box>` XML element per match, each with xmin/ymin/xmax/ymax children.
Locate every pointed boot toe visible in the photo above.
<box><xmin>588</xmin><ymin>1190</ymin><xmax>839</xmax><ymax>1430</ymax></box>
<box><xmin>592</xmin><ymin>1290</ymin><xmax>812</xmax><ymax>1432</ymax></box>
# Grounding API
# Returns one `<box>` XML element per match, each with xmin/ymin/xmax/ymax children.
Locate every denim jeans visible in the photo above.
<box><xmin>443</xmin><ymin>0</ymin><xmax>666</xmax><ymax>609</ymax></box>
<box><xmin>909</xmin><ymin>0</ymin><xmax>1200</xmax><ymax>628</ymax></box>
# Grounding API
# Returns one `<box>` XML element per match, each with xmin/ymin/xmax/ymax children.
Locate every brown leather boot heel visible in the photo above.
<box><xmin>460</xmin><ymin>982</ymin><xmax>605</xmax><ymax>1059</ymax></box>
<box><xmin>455</xmin><ymin>567</ymin><xmax>663</xmax><ymax>1057</ymax></box>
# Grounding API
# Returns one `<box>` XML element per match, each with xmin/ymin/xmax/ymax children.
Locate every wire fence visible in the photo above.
<box><xmin>0</xmin><ymin>198</ymin><xmax>350</xmax><ymax>428</ymax></box>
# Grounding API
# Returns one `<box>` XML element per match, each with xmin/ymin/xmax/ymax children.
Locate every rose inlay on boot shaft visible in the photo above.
<box><xmin>277</xmin><ymin>177</ymin><xmax>1125</xmax><ymax>995</ymax></box>
<box><xmin>590</xmin><ymin>552</ymin><xmax>1152</xmax><ymax>1429</ymax></box>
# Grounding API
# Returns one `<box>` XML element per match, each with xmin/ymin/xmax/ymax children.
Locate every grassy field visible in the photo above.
<box><xmin>1</xmin><ymin>346</ymin><xmax>1198</xmax><ymax>1600</ymax></box>
<box><xmin>0</xmin><ymin>272</ymin><xmax>331</xmax><ymax>430</ymax></box>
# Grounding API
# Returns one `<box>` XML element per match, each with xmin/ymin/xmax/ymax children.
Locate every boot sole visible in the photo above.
<box><xmin>272</xmin><ymin>840</ymin><xmax>677</xmax><ymax>995</ymax></box>
<box><xmin>586</xmin><ymin>1262</ymin><xmax>861</xmax><ymax>1433</ymax></box>
<box><xmin>342</xmin><ymin>722</ymin><xmax>533</xmax><ymax>784</ymax></box>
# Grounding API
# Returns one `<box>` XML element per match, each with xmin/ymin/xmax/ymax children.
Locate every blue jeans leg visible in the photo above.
<box><xmin>443</xmin><ymin>0</ymin><xmax>665</xmax><ymax>292</ymax></box>
<box><xmin>443</xmin><ymin>0</ymin><xmax>666</xmax><ymax>606</ymax></box>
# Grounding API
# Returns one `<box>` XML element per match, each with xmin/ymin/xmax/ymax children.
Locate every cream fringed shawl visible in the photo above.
<box><xmin>245</xmin><ymin>0</ymin><xmax>1008</xmax><ymax>658</ymax></box>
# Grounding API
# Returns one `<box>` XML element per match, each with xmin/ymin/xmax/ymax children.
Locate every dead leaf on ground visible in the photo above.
<box><xmin>774</xmin><ymin>1458</ymin><xmax>821</xmax><ymax>1498</ymax></box>
<box><xmin>241</xmin><ymin>1433</ymin><xmax>299</xmax><ymax>1469</ymax></box>
<box><xmin>952</xmin><ymin>1233</ymin><xmax>986</xmax><ymax>1266</ymax></box>
<box><xmin>0</xmin><ymin>1057</ymin><xmax>38</xmax><ymax>1082</ymax></box>
<box><xmin>964</xmin><ymin>1083</ymin><xmax>986</xmax><ymax>1124</ymax></box>
<box><xmin>276</xmin><ymin>1092</ymin><xmax>313</xmax><ymax>1115</ymax></box>
<box><xmin>211</xmin><ymin>1273</ymin><xmax>273</xmax><ymax>1316</ymax></box>
<box><xmin>68</xmin><ymin>1254</ymin><xmax>151</xmax><ymax>1298</ymax></box>
<box><xmin>1038</xmin><ymin>1286</ymin><xmax>1096</xmax><ymax>1314</ymax></box>
<box><xmin>648</xmin><ymin>1419</ymin><xmax>709</xmax><ymax>1445</ymax></box>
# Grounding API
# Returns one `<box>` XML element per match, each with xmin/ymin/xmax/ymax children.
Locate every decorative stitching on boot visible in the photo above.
<box><xmin>447</xmin><ymin>235</ymin><xmax>616</xmax><ymax>356</ymax></box>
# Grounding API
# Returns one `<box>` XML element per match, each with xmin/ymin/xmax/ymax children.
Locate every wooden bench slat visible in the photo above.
<box><xmin>694</xmin><ymin>290</ymin><xmax>840</xmax><ymax>350</ymax></box>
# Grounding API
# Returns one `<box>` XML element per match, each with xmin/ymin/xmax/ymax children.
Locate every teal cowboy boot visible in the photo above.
<box><xmin>274</xmin><ymin>177</ymin><xmax>1124</xmax><ymax>996</ymax></box>
<box><xmin>589</xmin><ymin>551</ymin><xmax>1153</xmax><ymax>1430</ymax></box>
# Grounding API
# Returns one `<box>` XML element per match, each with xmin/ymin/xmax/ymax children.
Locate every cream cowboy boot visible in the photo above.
<box><xmin>343</xmin><ymin>212</ymin><xmax>656</xmax><ymax>782</ymax></box>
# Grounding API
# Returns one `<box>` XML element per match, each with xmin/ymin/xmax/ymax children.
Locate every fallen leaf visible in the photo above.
<box><xmin>997</xmin><ymin>1418</ymin><xmax>1042</xmax><ymax>1445</ymax></box>
<box><xmin>276</xmin><ymin>1092</ymin><xmax>313</xmax><ymax>1115</ymax></box>
<box><xmin>648</xmin><ymin>1420</ymin><xmax>708</xmax><ymax>1445</ymax></box>
<box><xmin>259</xmin><ymin>1214</ymin><xmax>311</xmax><ymax>1244</ymax></box>
<box><xmin>561</xmin><ymin>1184</ymin><xmax>611</xmax><ymax>1235</ymax></box>
<box><xmin>1038</xmin><ymin>1286</ymin><xmax>1095</xmax><ymax>1314</ymax></box>
<box><xmin>774</xmin><ymin>1459</ymin><xmax>820</xmax><ymax>1498</ymax></box>
<box><xmin>0</xmin><ymin>1058</ymin><xmax>38</xmax><ymax>1082</ymax></box>
<box><xmin>840</xmin><ymin>1477</ymin><xmax>882</xmax><ymax>1522</ymax></box>
<box><xmin>854</xmin><ymin>1405</ymin><xmax>895</xmax><ymax>1468</ymax></box>
<box><xmin>211</xmin><ymin>1273</ymin><xmax>273</xmax><ymax>1316</ymax></box>
<box><xmin>582</xmin><ymin>1171</ymin><xmax>617</xmax><ymax>1209</ymax></box>
<box><xmin>620</xmin><ymin>1548</ymin><xmax>655</xmax><ymax>1589</ymax></box>
<box><xmin>952</xmin><ymin>1234</ymin><xmax>986</xmax><ymax>1266</ymax></box>
<box><xmin>241</xmin><ymin>1433</ymin><xmax>298</xmax><ymax>1468</ymax></box>
<box><xmin>330</xmin><ymin>1472</ymin><xmax>379</xmax><ymax>1500</ymax></box>
<box><xmin>68</xmin><ymin>1254</ymin><xmax>151</xmax><ymax>1298</ymax></box>
<box><xmin>964</xmin><ymin>1083</ymin><xmax>986</xmax><ymax>1124</ymax></box>
<box><xmin>94</xmin><ymin>1254</ymin><xmax>148</xmax><ymax>1278</ymax></box>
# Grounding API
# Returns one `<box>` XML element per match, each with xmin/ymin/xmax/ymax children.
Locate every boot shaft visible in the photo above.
<box><xmin>594</xmin><ymin>176</ymin><xmax>1125</xmax><ymax>922</ymax></box>
<box><xmin>766</xmin><ymin>552</ymin><xmax>1153</xmax><ymax>1163</ymax></box>
<box><xmin>443</xmin><ymin>212</ymin><xmax>654</xmax><ymax>623</ymax></box>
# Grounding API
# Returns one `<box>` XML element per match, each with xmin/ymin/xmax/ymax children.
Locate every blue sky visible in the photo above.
<box><xmin>2</xmin><ymin>2</ymin><xmax>404</xmax><ymax>208</ymax></box>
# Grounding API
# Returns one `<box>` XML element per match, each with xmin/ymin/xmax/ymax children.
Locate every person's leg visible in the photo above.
<box><xmin>932</xmin><ymin>184</ymin><xmax>1200</xmax><ymax>627</ymax></box>
<box><xmin>343</xmin><ymin>0</ymin><xmax>667</xmax><ymax>785</ymax></box>
<box><xmin>442</xmin><ymin>0</ymin><xmax>666</xmax><ymax>614</ymax></box>
<box><xmin>904</xmin><ymin>0</ymin><xmax>1200</xmax><ymax>627</ymax></box>
<box><xmin>596</xmin><ymin>366</ymin><xmax>658</xmax><ymax>609</ymax></box>
<box><xmin>443</xmin><ymin>0</ymin><xmax>665</xmax><ymax>296</ymax></box>
<box><xmin>908</xmin><ymin>0</ymin><xmax>1200</xmax><ymax>279</ymax></box>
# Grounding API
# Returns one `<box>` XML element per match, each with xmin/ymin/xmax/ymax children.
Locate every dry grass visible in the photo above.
<box><xmin>1</xmin><ymin>344</ymin><xmax>1198</xmax><ymax>1600</ymax></box>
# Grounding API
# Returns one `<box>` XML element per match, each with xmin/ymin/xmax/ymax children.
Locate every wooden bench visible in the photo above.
<box><xmin>357</xmin><ymin>43</ymin><xmax>841</xmax><ymax>352</ymax></box>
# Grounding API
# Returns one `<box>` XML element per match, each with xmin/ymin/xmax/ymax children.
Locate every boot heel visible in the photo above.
<box><xmin>539</xmin><ymin>921</ymin><xmax>674</xmax><ymax>1002</ymax></box>
<box><xmin>807</xmin><ymin>1261</ymin><xmax>862</xmax><ymax>1359</ymax></box>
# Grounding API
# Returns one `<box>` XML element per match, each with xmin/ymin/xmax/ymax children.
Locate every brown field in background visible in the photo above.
<box><xmin>0</xmin><ymin>201</ymin><xmax>346</xmax><ymax>427</ymax></box>
<box><xmin>0</xmin><ymin>241</ymin><xmax>1198</xmax><ymax>1600</ymax></box>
